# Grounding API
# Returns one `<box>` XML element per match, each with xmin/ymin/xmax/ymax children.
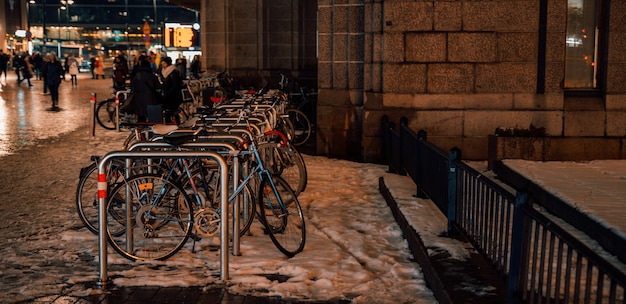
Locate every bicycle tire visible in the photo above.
<box><xmin>75</xmin><ymin>160</ymin><xmax>127</xmax><ymax>236</ymax></box>
<box><xmin>286</xmin><ymin>109</ymin><xmax>311</xmax><ymax>146</ymax></box>
<box><xmin>96</xmin><ymin>99</ymin><xmax>118</xmax><ymax>130</ymax></box>
<box><xmin>258</xmin><ymin>175</ymin><xmax>305</xmax><ymax>257</ymax></box>
<box><xmin>272</xmin><ymin>145</ymin><xmax>307</xmax><ymax>195</ymax></box>
<box><xmin>106</xmin><ymin>174</ymin><xmax>194</xmax><ymax>261</ymax></box>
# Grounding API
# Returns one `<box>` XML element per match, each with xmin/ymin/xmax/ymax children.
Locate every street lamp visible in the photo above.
<box><xmin>58</xmin><ymin>0</ymin><xmax>73</xmax><ymax>55</ymax></box>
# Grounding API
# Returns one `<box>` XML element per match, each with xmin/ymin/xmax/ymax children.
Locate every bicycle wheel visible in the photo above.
<box><xmin>272</xmin><ymin>145</ymin><xmax>307</xmax><ymax>195</ymax></box>
<box><xmin>75</xmin><ymin>160</ymin><xmax>126</xmax><ymax>235</ymax></box>
<box><xmin>258</xmin><ymin>175</ymin><xmax>305</xmax><ymax>257</ymax></box>
<box><xmin>106</xmin><ymin>174</ymin><xmax>194</xmax><ymax>261</ymax></box>
<box><xmin>286</xmin><ymin>109</ymin><xmax>311</xmax><ymax>146</ymax></box>
<box><xmin>179</xmin><ymin>164</ymin><xmax>256</xmax><ymax>237</ymax></box>
<box><xmin>96</xmin><ymin>98</ymin><xmax>118</xmax><ymax>130</ymax></box>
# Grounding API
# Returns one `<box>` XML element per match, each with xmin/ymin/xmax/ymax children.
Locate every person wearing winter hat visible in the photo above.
<box><xmin>158</xmin><ymin>56</ymin><xmax>183</xmax><ymax>124</ymax></box>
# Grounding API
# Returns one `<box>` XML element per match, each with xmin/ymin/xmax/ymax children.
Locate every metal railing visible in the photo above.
<box><xmin>381</xmin><ymin>115</ymin><xmax>626</xmax><ymax>303</ymax></box>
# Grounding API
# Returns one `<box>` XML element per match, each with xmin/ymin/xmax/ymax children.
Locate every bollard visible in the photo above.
<box><xmin>90</xmin><ymin>93</ymin><xmax>97</xmax><ymax>137</ymax></box>
<box><xmin>114</xmin><ymin>95</ymin><xmax>120</xmax><ymax>131</ymax></box>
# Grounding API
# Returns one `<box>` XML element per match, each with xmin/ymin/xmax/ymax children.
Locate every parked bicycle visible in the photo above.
<box><xmin>104</xmin><ymin>125</ymin><xmax>305</xmax><ymax>261</ymax></box>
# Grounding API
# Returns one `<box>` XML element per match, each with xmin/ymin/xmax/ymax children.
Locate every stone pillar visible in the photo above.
<box><xmin>317</xmin><ymin>0</ymin><xmax>366</xmax><ymax>159</ymax></box>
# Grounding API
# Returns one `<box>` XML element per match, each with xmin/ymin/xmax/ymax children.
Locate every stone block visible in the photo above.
<box><xmin>606</xmin><ymin>94</ymin><xmax>626</xmax><ymax>110</ymax></box>
<box><xmin>318</xmin><ymin>7</ymin><xmax>332</xmax><ymax>33</ymax></box>
<box><xmin>349</xmin><ymin>4</ymin><xmax>365</xmax><ymax>32</ymax></box>
<box><xmin>449</xmin><ymin>32</ymin><xmax>497</xmax><ymax>63</ymax></box>
<box><xmin>465</xmin><ymin>111</ymin><xmax>563</xmax><ymax>136</ymax></box>
<box><xmin>607</xmin><ymin>63</ymin><xmax>626</xmax><ymax>93</ymax></box>
<box><xmin>406</xmin><ymin>33</ymin><xmax>447</xmax><ymax>62</ymax></box>
<box><xmin>608</xmin><ymin>32</ymin><xmax>626</xmax><ymax>62</ymax></box>
<box><xmin>498</xmin><ymin>33</ymin><xmax>538</xmax><ymax>62</ymax></box>
<box><xmin>333</xmin><ymin>6</ymin><xmax>349</xmax><ymax>33</ymax></box>
<box><xmin>544</xmin><ymin>62</ymin><xmax>565</xmax><ymax>93</ymax></box>
<box><xmin>512</xmin><ymin>93</ymin><xmax>563</xmax><ymax>110</ymax></box>
<box><xmin>609</xmin><ymin>1</ymin><xmax>626</xmax><ymax>31</ymax></box>
<box><xmin>349</xmin><ymin>34</ymin><xmax>365</xmax><ymax>61</ymax></box>
<box><xmin>434</xmin><ymin>2</ymin><xmax>462</xmax><ymax>31</ymax></box>
<box><xmin>349</xmin><ymin>63</ymin><xmax>365</xmax><ymax>89</ymax></box>
<box><xmin>383</xmin><ymin>64</ymin><xmax>427</xmax><ymax>94</ymax></box>
<box><xmin>383</xmin><ymin>33</ymin><xmax>404</xmax><ymax>63</ymax></box>
<box><xmin>318</xmin><ymin>63</ymin><xmax>332</xmax><ymax>89</ymax></box>
<box><xmin>427</xmin><ymin>64</ymin><xmax>474</xmax><ymax>93</ymax></box>
<box><xmin>333</xmin><ymin>62</ymin><xmax>349</xmax><ymax>89</ymax></box>
<box><xmin>564</xmin><ymin>111</ymin><xmax>606</xmax><ymax>136</ymax></box>
<box><xmin>318</xmin><ymin>34</ymin><xmax>332</xmax><ymax>62</ymax></box>
<box><xmin>606</xmin><ymin>111</ymin><xmax>626</xmax><ymax>136</ymax></box>
<box><xmin>546</xmin><ymin>32</ymin><xmax>565</xmax><ymax>62</ymax></box>
<box><xmin>547</xmin><ymin>0</ymin><xmax>567</xmax><ymax>31</ymax></box>
<box><xmin>475</xmin><ymin>63</ymin><xmax>537</xmax><ymax>93</ymax></box>
<box><xmin>408</xmin><ymin>111</ymin><xmax>464</xmax><ymax>137</ymax></box>
<box><xmin>364</xmin><ymin>92</ymin><xmax>384</xmax><ymax>111</ymax></box>
<box><xmin>410</xmin><ymin>93</ymin><xmax>513</xmax><ymax>110</ymax></box>
<box><xmin>383</xmin><ymin>1</ymin><xmax>433</xmax><ymax>32</ymax></box>
<box><xmin>463</xmin><ymin>2</ymin><xmax>539</xmax><ymax>32</ymax></box>
<box><xmin>333</xmin><ymin>34</ymin><xmax>349</xmax><ymax>62</ymax></box>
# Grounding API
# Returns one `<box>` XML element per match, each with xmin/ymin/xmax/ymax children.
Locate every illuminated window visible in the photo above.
<box><xmin>564</xmin><ymin>0</ymin><xmax>601</xmax><ymax>89</ymax></box>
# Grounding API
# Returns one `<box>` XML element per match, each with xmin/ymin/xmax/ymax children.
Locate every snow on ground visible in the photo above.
<box><xmin>0</xmin><ymin>126</ymin><xmax>470</xmax><ymax>303</ymax></box>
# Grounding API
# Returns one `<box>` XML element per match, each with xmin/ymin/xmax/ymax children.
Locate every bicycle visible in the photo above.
<box><xmin>278</xmin><ymin>73</ymin><xmax>314</xmax><ymax>146</ymax></box>
<box><xmin>95</xmin><ymin>89</ymin><xmax>131</xmax><ymax>130</ymax></box>
<box><xmin>104</xmin><ymin>126</ymin><xmax>305</xmax><ymax>260</ymax></box>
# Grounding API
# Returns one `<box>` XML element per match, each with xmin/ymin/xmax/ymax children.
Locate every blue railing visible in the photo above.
<box><xmin>381</xmin><ymin>116</ymin><xmax>626</xmax><ymax>303</ymax></box>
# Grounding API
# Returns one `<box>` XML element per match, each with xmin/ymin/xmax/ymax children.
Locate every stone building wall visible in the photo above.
<box><xmin>198</xmin><ymin>0</ymin><xmax>626</xmax><ymax>162</ymax></box>
<box><xmin>200</xmin><ymin>0</ymin><xmax>317</xmax><ymax>87</ymax></box>
<box><xmin>318</xmin><ymin>0</ymin><xmax>626</xmax><ymax>162</ymax></box>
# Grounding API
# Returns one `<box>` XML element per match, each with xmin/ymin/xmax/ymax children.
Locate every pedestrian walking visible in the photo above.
<box><xmin>94</xmin><ymin>56</ymin><xmax>105</xmax><ymax>79</ymax></box>
<box><xmin>13</xmin><ymin>52</ymin><xmax>24</xmax><ymax>82</ymax></box>
<box><xmin>0</xmin><ymin>49</ymin><xmax>9</xmax><ymax>83</ymax></box>
<box><xmin>32</xmin><ymin>52</ymin><xmax>43</xmax><ymax>80</ymax></box>
<box><xmin>18</xmin><ymin>54</ymin><xmax>34</xmax><ymax>87</ymax></box>
<box><xmin>40</xmin><ymin>52</ymin><xmax>64</xmax><ymax>110</ymax></box>
<box><xmin>158</xmin><ymin>56</ymin><xmax>183</xmax><ymax>124</ymax></box>
<box><xmin>89</xmin><ymin>54</ymin><xmax>96</xmax><ymax>79</ymax></box>
<box><xmin>41</xmin><ymin>53</ymin><xmax>51</xmax><ymax>95</ymax></box>
<box><xmin>67</xmin><ymin>55</ymin><xmax>79</xmax><ymax>87</ymax></box>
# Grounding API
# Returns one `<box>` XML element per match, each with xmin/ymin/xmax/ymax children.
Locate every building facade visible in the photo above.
<box><xmin>4</xmin><ymin>0</ymin><xmax>625</xmax><ymax>162</ymax></box>
<box><xmin>194</xmin><ymin>0</ymin><xmax>626</xmax><ymax>162</ymax></box>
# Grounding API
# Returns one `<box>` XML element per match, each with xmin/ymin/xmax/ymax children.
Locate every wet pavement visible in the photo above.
<box><xmin>0</xmin><ymin>74</ymin><xmax>389</xmax><ymax>304</ymax></box>
<box><xmin>0</xmin><ymin>72</ymin><xmax>116</xmax><ymax>157</ymax></box>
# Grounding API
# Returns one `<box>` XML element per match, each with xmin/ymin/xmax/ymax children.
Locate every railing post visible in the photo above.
<box><xmin>381</xmin><ymin>115</ymin><xmax>394</xmax><ymax>173</ymax></box>
<box><xmin>415</xmin><ymin>129</ymin><xmax>428</xmax><ymax>198</ymax></box>
<box><xmin>507</xmin><ymin>191</ymin><xmax>529</xmax><ymax>304</ymax></box>
<box><xmin>447</xmin><ymin>147</ymin><xmax>461</xmax><ymax>235</ymax></box>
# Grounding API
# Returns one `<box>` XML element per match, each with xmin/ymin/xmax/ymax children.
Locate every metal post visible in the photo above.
<box><xmin>97</xmin><ymin>151</ymin><xmax>230</xmax><ymax>286</ymax></box>
<box><xmin>507</xmin><ymin>191</ymin><xmax>529</xmax><ymax>303</ymax></box>
<box><xmin>447</xmin><ymin>148</ymin><xmax>461</xmax><ymax>235</ymax></box>
<box><xmin>89</xmin><ymin>93</ymin><xmax>96</xmax><ymax>137</ymax></box>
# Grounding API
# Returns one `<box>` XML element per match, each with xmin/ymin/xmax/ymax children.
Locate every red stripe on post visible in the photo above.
<box><xmin>97</xmin><ymin>173</ymin><xmax>107</xmax><ymax>198</ymax></box>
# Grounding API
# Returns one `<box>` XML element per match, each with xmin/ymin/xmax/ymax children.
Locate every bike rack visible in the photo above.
<box><xmin>126</xmin><ymin>140</ymin><xmax>248</xmax><ymax>256</ymax></box>
<box><xmin>114</xmin><ymin>89</ymin><xmax>131</xmax><ymax>132</ymax></box>
<box><xmin>96</xmin><ymin>150</ymin><xmax>229</xmax><ymax>288</ymax></box>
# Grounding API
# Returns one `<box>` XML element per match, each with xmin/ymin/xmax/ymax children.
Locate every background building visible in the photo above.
<box><xmin>3</xmin><ymin>0</ymin><xmax>626</xmax><ymax>162</ymax></box>
<box><xmin>1</xmin><ymin>0</ymin><xmax>200</xmax><ymax>63</ymax></box>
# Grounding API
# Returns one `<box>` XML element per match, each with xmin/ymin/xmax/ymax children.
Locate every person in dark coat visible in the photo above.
<box><xmin>130</xmin><ymin>58</ymin><xmax>159</xmax><ymax>122</ymax></box>
<box><xmin>40</xmin><ymin>52</ymin><xmax>64</xmax><ymax>110</ymax></box>
<box><xmin>159</xmin><ymin>57</ymin><xmax>183</xmax><ymax>124</ymax></box>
